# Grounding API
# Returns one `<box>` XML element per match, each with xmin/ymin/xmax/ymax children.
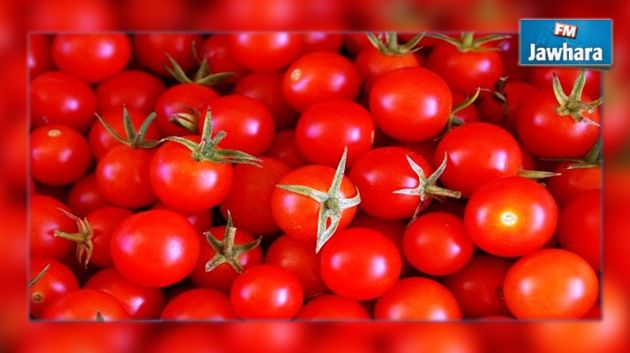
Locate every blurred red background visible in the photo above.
<box><xmin>1</xmin><ymin>0</ymin><xmax>629</xmax><ymax>352</ymax></box>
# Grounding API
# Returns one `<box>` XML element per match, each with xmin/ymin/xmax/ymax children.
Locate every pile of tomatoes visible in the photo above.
<box><xmin>28</xmin><ymin>32</ymin><xmax>602</xmax><ymax>321</ymax></box>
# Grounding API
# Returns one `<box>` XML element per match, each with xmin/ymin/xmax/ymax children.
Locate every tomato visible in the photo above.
<box><xmin>464</xmin><ymin>176</ymin><xmax>558</xmax><ymax>257</ymax></box>
<box><xmin>266</xmin><ymin>235</ymin><xmax>327</xmax><ymax>298</ymax></box>
<box><xmin>558</xmin><ymin>190</ymin><xmax>601</xmax><ymax>270</ymax></box>
<box><xmin>296</xmin><ymin>99</ymin><xmax>374</xmax><ymax>167</ymax></box>
<box><xmin>504</xmin><ymin>249</ymin><xmax>599</xmax><ymax>319</ymax></box>
<box><xmin>28</xmin><ymin>35</ymin><xmax>52</xmax><ymax>78</ymax></box>
<box><xmin>434</xmin><ymin>122</ymin><xmax>522</xmax><ymax>197</ymax></box>
<box><xmin>152</xmin><ymin>202</ymin><xmax>213</xmax><ymax>234</ymax></box>
<box><xmin>369</xmin><ymin>67</ymin><xmax>452</xmax><ymax>141</ymax></box>
<box><xmin>477</xmin><ymin>80</ymin><xmax>536</xmax><ymax>129</ymax></box>
<box><xmin>96</xmin><ymin>70</ymin><xmax>166</xmax><ymax>114</ymax></box>
<box><xmin>355</xmin><ymin>46</ymin><xmax>420</xmax><ymax>93</ymax></box>
<box><xmin>201</xmin><ymin>34</ymin><xmax>247</xmax><ymax>83</ymax></box>
<box><xmin>42</xmin><ymin>288</ymin><xmax>130</xmax><ymax>321</ymax></box>
<box><xmin>67</xmin><ymin>174</ymin><xmax>112</xmax><ymax>216</ymax></box>
<box><xmin>161</xmin><ymin>288</ymin><xmax>236</xmax><ymax>320</ymax></box>
<box><xmin>84</xmin><ymin>268</ymin><xmax>164</xmax><ymax>319</ymax></box>
<box><xmin>320</xmin><ymin>228</ymin><xmax>401</xmax><ymax>300</ymax></box>
<box><xmin>133</xmin><ymin>34</ymin><xmax>202</xmax><ymax>77</ymax></box>
<box><xmin>30</xmin><ymin>195</ymin><xmax>77</xmax><ymax>259</ymax></box>
<box><xmin>228</xmin><ymin>32</ymin><xmax>303</xmax><ymax>72</ymax></box>
<box><xmin>230</xmin><ymin>264</ymin><xmax>304</xmax><ymax>319</ymax></box>
<box><xmin>30</xmin><ymin>125</ymin><xmax>91</xmax><ymax>186</ymax></box>
<box><xmin>264</xmin><ymin>130</ymin><xmax>307</xmax><ymax>168</ymax></box>
<box><xmin>303</xmin><ymin>32</ymin><xmax>343</xmax><ymax>52</ymax></box>
<box><xmin>30</xmin><ymin>72</ymin><xmax>97</xmax><ymax>132</ymax></box>
<box><xmin>343</xmin><ymin>33</ymin><xmax>374</xmax><ymax>56</ymax></box>
<box><xmin>528</xmin><ymin>67</ymin><xmax>600</xmax><ymax>99</ymax></box>
<box><xmin>110</xmin><ymin>210</ymin><xmax>200</xmax><ymax>288</ymax></box>
<box><xmin>403</xmin><ymin>212</ymin><xmax>474</xmax><ymax>276</ymax></box>
<box><xmin>154</xmin><ymin>83</ymin><xmax>219</xmax><ymax>136</ymax></box>
<box><xmin>29</xmin><ymin>257</ymin><xmax>79</xmax><ymax>318</ymax></box>
<box><xmin>547</xmin><ymin>162</ymin><xmax>601</xmax><ymax>206</ymax></box>
<box><xmin>296</xmin><ymin>295</ymin><xmax>370</xmax><ymax>320</ymax></box>
<box><xmin>451</xmin><ymin>93</ymin><xmax>480</xmax><ymax>124</ymax></box>
<box><xmin>79</xmin><ymin>207</ymin><xmax>133</xmax><ymax>267</ymax></box>
<box><xmin>220</xmin><ymin>157</ymin><xmax>291</xmax><ymax>235</ymax></box>
<box><xmin>89</xmin><ymin>109</ymin><xmax>161</xmax><ymax>159</ymax></box>
<box><xmin>443</xmin><ymin>255</ymin><xmax>512</xmax><ymax>318</ymax></box>
<box><xmin>374</xmin><ymin>277</ymin><xmax>462</xmax><ymax>320</ymax></box>
<box><xmin>52</xmin><ymin>34</ymin><xmax>131</xmax><ymax>82</ymax></box>
<box><xmin>283</xmin><ymin>52</ymin><xmax>360</xmax><ymax>112</ymax></box>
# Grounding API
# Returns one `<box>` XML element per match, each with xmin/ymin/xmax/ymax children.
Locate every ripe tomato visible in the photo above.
<box><xmin>296</xmin><ymin>295</ymin><xmax>370</xmax><ymax>320</ymax></box>
<box><xmin>403</xmin><ymin>212</ymin><xmax>474</xmax><ymax>276</ymax></box>
<box><xmin>295</xmin><ymin>99</ymin><xmax>374</xmax><ymax>167</ymax></box>
<box><xmin>477</xmin><ymin>80</ymin><xmax>536</xmax><ymax>129</ymax></box>
<box><xmin>84</xmin><ymin>268</ymin><xmax>164</xmax><ymax>319</ymax></box>
<box><xmin>504</xmin><ymin>249</ymin><xmax>599</xmax><ymax>319</ymax></box>
<box><xmin>528</xmin><ymin>67</ymin><xmax>600</xmax><ymax>99</ymax></box>
<box><xmin>89</xmin><ymin>109</ymin><xmax>161</xmax><ymax>159</ymax></box>
<box><xmin>29</xmin><ymin>257</ymin><xmax>79</xmax><ymax>318</ymax></box>
<box><xmin>228</xmin><ymin>32</ymin><xmax>303</xmax><ymax>72</ymax></box>
<box><xmin>31</xmin><ymin>125</ymin><xmax>91</xmax><ymax>186</ymax></box>
<box><xmin>52</xmin><ymin>34</ymin><xmax>131</xmax><ymax>82</ymax></box>
<box><xmin>161</xmin><ymin>288</ymin><xmax>236</xmax><ymax>320</ymax></box>
<box><xmin>546</xmin><ymin>162</ymin><xmax>601</xmax><ymax>206</ymax></box>
<box><xmin>95</xmin><ymin>70</ymin><xmax>166</xmax><ymax>114</ymax></box>
<box><xmin>43</xmin><ymin>289</ymin><xmax>130</xmax><ymax>321</ymax></box>
<box><xmin>264</xmin><ymin>130</ymin><xmax>307</xmax><ymax>168</ymax></box>
<box><xmin>303</xmin><ymin>32</ymin><xmax>343</xmax><ymax>53</ymax></box>
<box><xmin>30</xmin><ymin>195</ymin><xmax>77</xmax><ymax>259</ymax></box>
<box><xmin>369</xmin><ymin>67</ymin><xmax>452</xmax><ymax>141</ymax></box>
<box><xmin>67</xmin><ymin>174</ymin><xmax>112</xmax><ymax>216</ymax></box>
<box><xmin>355</xmin><ymin>46</ymin><xmax>420</xmax><ymax>93</ymax></box>
<box><xmin>230</xmin><ymin>264</ymin><xmax>304</xmax><ymax>319</ymax></box>
<box><xmin>80</xmin><ymin>207</ymin><xmax>133</xmax><ymax>267</ymax></box>
<box><xmin>28</xmin><ymin>34</ymin><xmax>52</xmax><ymax>78</ymax></box>
<box><xmin>374</xmin><ymin>277</ymin><xmax>462</xmax><ymax>320</ymax></box>
<box><xmin>133</xmin><ymin>34</ymin><xmax>202</xmax><ymax>77</ymax></box>
<box><xmin>283</xmin><ymin>52</ymin><xmax>360</xmax><ymax>112</ymax></box>
<box><xmin>110</xmin><ymin>210</ymin><xmax>200</xmax><ymax>288</ymax></box>
<box><xmin>320</xmin><ymin>228</ymin><xmax>401</xmax><ymax>301</ymax></box>
<box><xmin>30</xmin><ymin>72</ymin><xmax>97</xmax><ymax>132</ymax></box>
<box><xmin>464</xmin><ymin>176</ymin><xmax>558</xmax><ymax>257</ymax></box>
<box><xmin>154</xmin><ymin>83</ymin><xmax>219</xmax><ymax>136</ymax></box>
<box><xmin>201</xmin><ymin>34</ymin><xmax>247</xmax><ymax>84</ymax></box>
<box><xmin>152</xmin><ymin>202</ymin><xmax>213</xmax><ymax>234</ymax></box>
<box><xmin>558</xmin><ymin>190</ymin><xmax>601</xmax><ymax>270</ymax></box>
<box><xmin>451</xmin><ymin>93</ymin><xmax>481</xmax><ymax>124</ymax></box>
<box><xmin>434</xmin><ymin>122</ymin><xmax>522</xmax><ymax>197</ymax></box>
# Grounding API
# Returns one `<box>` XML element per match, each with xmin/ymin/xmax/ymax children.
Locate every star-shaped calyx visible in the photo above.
<box><xmin>53</xmin><ymin>208</ymin><xmax>94</xmax><ymax>268</ymax></box>
<box><xmin>552</xmin><ymin>69</ymin><xmax>602</xmax><ymax>126</ymax></box>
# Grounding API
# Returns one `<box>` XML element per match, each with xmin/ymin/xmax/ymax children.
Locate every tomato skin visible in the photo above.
<box><xmin>152</xmin><ymin>202</ymin><xmax>213</xmax><ymax>234</ymax></box>
<box><xmin>303</xmin><ymin>32</ymin><xmax>343</xmax><ymax>53</ymax></box>
<box><xmin>220</xmin><ymin>157</ymin><xmax>291</xmax><ymax>236</ymax></box>
<box><xmin>230</xmin><ymin>264</ymin><xmax>304</xmax><ymax>319</ymax></box>
<box><xmin>28</xmin><ymin>35</ymin><xmax>52</xmax><ymax>78</ymax></box>
<box><xmin>96</xmin><ymin>146</ymin><xmax>157</xmax><ymax>209</ymax></box>
<box><xmin>516</xmin><ymin>90</ymin><xmax>600</xmax><ymax>158</ymax></box>
<box><xmin>89</xmin><ymin>109</ymin><xmax>161</xmax><ymax>159</ymax></box>
<box><xmin>349</xmin><ymin>147</ymin><xmax>432</xmax><ymax>221</ymax></box>
<box><xmin>110</xmin><ymin>210</ymin><xmax>200</xmax><ymax>288</ymax></box>
<box><xmin>355</xmin><ymin>47</ymin><xmax>420</xmax><ymax>92</ymax></box>
<box><xmin>154</xmin><ymin>83</ymin><xmax>219</xmax><ymax>136</ymax></box>
<box><xmin>464</xmin><ymin>176</ymin><xmax>558</xmax><ymax>258</ymax></box>
<box><xmin>369</xmin><ymin>67</ymin><xmax>452</xmax><ymax>141</ymax></box>
<box><xmin>67</xmin><ymin>174</ymin><xmax>112</xmax><ymax>216</ymax></box>
<box><xmin>84</xmin><ymin>268</ymin><xmax>165</xmax><ymax>319</ymax></box>
<box><xmin>42</xmin><ymin>288</ymin><xmax>130</xmax><ymax>321</ymax></box>
<box><xmin>84</xmin><ymin>207</ymin><xmax>133</xmax><ymax>268</ymax></box>
<box><xmin>161</xmin><ymin>288</ymin><xmax>236</xmax><ymax>320</ymax></box>
<box><xmin>133</xmin><ymin>34</ymin><xmax>202</xmax><ymax>77</ymax></box>
<box><xmin>149</xmin><ymin>138</ymin><xmax>234</xmax><ymax>213</ymax></box>
<box><xmin>30</xmin><ymin>195</ymin><xmax>77</xmax><ymax>259</ymax></box>
<box><xmin>504</xmin><ymin>249</ymin><xmax>599</xmax><ymax>319</ymax></box>
<box><xmin>202</xmin><ymin>34</ymin><xmax>247</xmax><ymax>83</ymax></box>
<box><xmin>29</xmin><ymin>257</ymin><xmax>79</xmax><ymax>318</ymax></box>
<box><xmin>403</xmin><ymin>212</ymin><xmax>474</xmax><ymax>276</ymax></box>
<box><xmin>296</xmin><ymin>295</ymin><xmax>370</xmax><ymax>320</ymax></box>
<box><xmin>52</xmin><ymin>34</ymin><xmax>131</xmax><ymax>82</ymax></box>
<box><xmin>374</xmin><ymin>277</ymin><xmax>462</xmax><ymax>320</ymax></box>
<box><xmin>558</xmin><ymin>190</ymin><xmax>601</xmax><ymax>270</ymax></box>
<box><xmin>271</xmin><ymin>165</ymin><xmax>358</xmax><ymax>242</ymax></box>
<box><xmin>451</xmin><ymin>93</ymin><xmax>480</xmax><ymax>124</ymax></box>
<box><xmin>95</xmin><ymin>70</ymin><xmax>166</xmax><ymax>114</ymax></box>
<box><xmin>31</xmin><ymin>125</ymin><xmax>91</xmax><ymax>186</ymax></box>
<box><xmin>547</xmin><ymin>162</ymin><xmax>601</xmax><ymax>206</ymax></box>
<box><xmin>443</xmin><ymin>255</ymin><xmax>512</xmax><ymax>318</ymax></box>
<box><xmin>30</xmin><ymin>72</ymin><xmax>97</xmax><ymax>132</ymax></box>
<box><xmin>320</xmin><ymin>228</ymin><xmax>401</xmax><ymax>301</ymax></box>
<box><xmin>264</xmin><ymin>130</ymin><xmax>307</xmax><ymax>168</ymax></box>
<box><xmin>228</xmin><ymin>32</ymin><xmax>303</xmax><ymax>72</ymax></box>
<box><xmin>295</xmin><ymin>99</ymin><xmax>374</xmax><ymax>167</ymax></box>
<box><xmin>528</xmin><ymin>67</ymin><xmax>600</xmax><ymax>99</ymax></box>
<box><xmin>266</xmin><ymin>235</ymin><xmax>327</xmax><ymax>298</ymax></box>
<box><xmin>283</xmin><ymin>52</ymin><xmax>360</xmax><ymax>112</ymax></box>
<box><xmin>434</xmin><ymin>122</ymin><xmax>522</xmax><ymax>197</ymax></box>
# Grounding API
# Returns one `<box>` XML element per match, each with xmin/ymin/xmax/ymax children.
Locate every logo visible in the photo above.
<box><xmin>519</xmin><ymin>19</ymin><xmax>612</xmax><ymax>67</ymax></box>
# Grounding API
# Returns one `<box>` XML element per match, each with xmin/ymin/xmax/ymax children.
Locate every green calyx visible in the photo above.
<box><xmin>165</xmin><ymin>54</ymin><xmax>235</xmax><ymax>87</ymax></box>
<box><xmin>366</xmin><ymin>32</ymin><xmax>425</xmax><ymax>55</ymax></box>
<box><xmin>553</xmin><ymin>69</ymin><xmax>602</xmax><ymax>126</ymax></box>
<box><xmin>449</xmin><ymin>87</ymin><xmax>481</xmax><ymax>128</ymax></box>
<box><xmin>169</xmin><ymin>106</ymin><xmax>200</xmax><ymax>134</ymax></box>
<box><xmin>203</xmin><ymin>211</ymin><xmax>262</xmax><ymax>273</ymax></box>
<box><xmin>28</xmin><ymin>263</ymin><xmax>51</xmax><ymax>288</ymax></box>
<box><xmin>95</xmin><ymin>107</ymin><xmax>161</xmax><ymax>149</ymax></box>
<box><xmin>53</xmin><ymin>208</ymin><xmax>94</xmax><ymax>268</ymax></box>
<box><xmin>427</xmin><ymin>32</ymin><xmax>511</xmax><ymax>52</ymax></box>
<box><xmin>276</xmin><ymin>148</ymin><xmax>361</xmax><ymax>253</ymax></box>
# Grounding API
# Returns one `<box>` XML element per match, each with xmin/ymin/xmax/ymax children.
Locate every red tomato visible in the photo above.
<box><xmin>264</xmin><ymin>130</ymin><xmax>307</xmax><ymax>168</ymax></box>
<box><xmin>374</xmin><ymin>277</ymin><xmax>462</xmax><ymax>320</ymax></box>
<box><xmin>161</xmin><ymin>288</ymin><xmax>236</xmax><ymax>320</ymax></box>
<box><xmin>95</xmin><ymin>70</ymin><xmax>166</xmax><ymax>114</ymax></box>
<box><xmin>355</xmin><ymin>46</ymin><xmax>420</xmax><ymax>92</ymax></box>
<box><xmin>89</xmin><ymin>109</ymin><xmax>161</xmax><ymax>159</ymax></box>
<box><xmin>201</xmin><ymin>34</ymin><xmax>247</xmax><ymax>83</ymax></box>
<box><xmin>154</xmin><ymin>83</ymin><xmax>219</xmax><ymax>136</ymax></box>
<box><xmin>547</xmin><ymin>162</ymin><xmax>601</xmax><ymax>206</ymax></box>
<box><xmin>504</xmin><ymin>249</ymin><xmax>599</xmax><ymax>319</ymax></box>
<box><xmin>28</xmin><ymin>35</ymin><xmax>52</xmax><ymax>78</ymax></box>
<box><xmin>152</xmin><ymin>202</ymin><xmax>213</xmax><ymax>234</ymax></box>
<box><xmin>110</xmin><ymin>210</ymin><xmax>200</xmax><ymax>288</ymax></box>
<box><xmin>52</xmin><ymin>34</ymin><xmax>131</xmax><ymax>82</ymax></box>
<box><xmin>266</xmin><ymin>235</ymin><xmax>327</xmax><ymax>298</ymax></box>
<box><xmin>464</xmin><ymin>176</ymin><xmax>558</xmax><ymax>257</ymax></box>
<box><xmin>85</xmin><ymin>267</ymin><xmax>164</xmax><ymax>319</ymax></box>
<box><xmin>303</xmin><ymin>32</ymin><xmax>343</xmax><ymax>52</ymax></box>
<box><xmin>283</xmin><ymin>52</ymin><xmax>360</xmax><ymax>112</ymax></box>
<box><xmin>296</xmin><ymin>295</ymin><xmax>370</xmax><ymax>320</ymax></box>
<box><xmin>29</xmin><ymin>257</ymin><xmax>79</xmax><ymax>318</ymax></box>
<box><xmin>477</xmin><ymin>80</ymin><xmax>537</xmax><ymax>129</ymax></box>
<box><xmin>43</xmin><ymin>289</ymin><xmax>130</xmax><ymax>321</ymax></box>
<box><xmin>320</xmin><ymin>228</ymin><xmax>401</xmax><ymax>301</ymax></box>
<box><xmin>434</xmin><ymin>122</ymin><xmax>522</xmax><ymax>197</ymax></box>
<box><xmin>451</xmin><ymin>93</ymin><xmax>481</xmax><ymax>124</ymax></box>
<box><xmin>67</xmin><ymin>174</ymin><xmax>112</xmax><ymax>216</ymax></box>
<box><xmin>403</xmin><ymin>212</ymin><xmax>474</xmax><ymax>276</ymax></box>
<box><xmin>528</xmin><ymin>67</ymin><xmax>600</xmax><ymax>99</ymax></box>
<box><xmin>369</xmin><ymin>67</ymin><xmax>452</xmax><ymax>141</ymax></box>
<box><xmin>230</xmin><ymin>264</ymin><xmax>304</xmax><ymax>319</ymax></box>
<box><xmin>228</xmin><ymin>32</ymin><xmax>303</xmax><ymax>72</ymax></box>
<box><xmin>80</xmin><ymin>207</ymin><xmax>133</xmax><ymax>267</ymax></box>
<box><xmin>133</xmin><ymin>34</ymin><xmax>202</xmax><ymax>77</ymax></box>
<box><xmin>30</xmin><ymin>195</ymin><xmax>77</xmax><ymax>259</ymax></box>
<box><xmin>558</xmin><ymin>190</ymin><xmax>601</xmax><ymax>270</ymax></box>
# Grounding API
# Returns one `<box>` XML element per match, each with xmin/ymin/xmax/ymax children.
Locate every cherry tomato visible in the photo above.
<box><xmin>29</xmin><ymin>257</ymin><xmax>79</xmax><ymax>318</ymax></box>
<box><xmin>89</xmin><ymin>109</ymin><xmax>161</xmax><ymax>159</ymax></box>
<box><xmin>528</xmin><ymin>67</ymin><xmax>600</xmax><ymax>99</ymax></box>
<box><xmin>110</xmin><ymin>210</ymin><xmax>200</xmax><ymax>288</ymax></box>
<box><xmin>230</xmin><ymin>264</ymin><xmax>304</xmax><ymax>319</ymax></box>
<box><xmin>152</xmin><ymin>202</ymin><xmax>213</xmax><ymax>234</ymax></box>
<box><xmin>464</xmin><ymin>176</ymin><xmax>558</xmax><ymax>257</ymax></box>
<box><xmin>558</xmin><ymin>190</ymin><xmax>601</xmax><ymax>270</ymax></box>
<box><xmin>43</xmin><ymin>288</ymin><xmax>130</xmax><ymax>321</ymax></box>
<box><xmin>154</xmin><ymin>83</ymin><xmax>219</xmax><ymax>136</ymax></box>
<box><xmin>296</xmin><ymin>295</ymin><xmax>370</xmax><ymax>320</ymax></box>
<box><xmin>161</xmin><ymin>288</ymin><xmax>236</xmax><ymax>320</ymax></box>
<box><xmin>355</xmin><ymin>46</ymin><xmax>420</xmax><ymax>92</ymax></box>
<box><xmin>81</xmin><ymin>207</ymin><xmax>133</xmax><ymax>267</ymax></box>
<box><xmin>201</xmin><ymin>34</ymin><xmax>246</xmax><ymax>84</ymax></box>
<box><xmin>67</xmin><ymin>174</ymin><xmax>112</xmax><ymax>216</ymax></box>
<box><xmin>477</xmin><ymin>80</ymin><xmax>536</xmax><ymax>129</ymax></box>
<box><xmin>133</xmin><ymin>34</ymin><xmax>202</xmax><ymax>77</ymax></box>
<box><xmin>451</xmin><ymin>93</ymin><xmax>480</xmax><ymax>124</ymax></box>
<box><xmin>547</xmin><ymin>162</ymin><xmax>601</xmax><ymax>206</ymax></box>
<box><xmin>264</xmin><ymin>130</ymin><xmax>307</xmax><ymax>168</ymax></box>
<box><xmin>504</xmin><ymin>249</ymin><xmax>599</xmax><ymax>319</ymax></box>
<box><xmin>30</xmin><ymin>195</ymin><xmax>77</xmax><ymax>259</ymax></box>
<box><xmin>303</xmin><ymin>32</ymin><xmax>343</xmax><ymax>53</ymax></box>
<box><xmin>228</xmin><ymin>32</ymin><xmax>303</xmax><ymax>72</ymax></box>
<box><xmin>28</xmin><ymin>34</ymin><xmax>52</xmax><ymax>78</ymax></box>
<box><xmin>95</xmin><ymin>70</ymin><xmax>166</xmax><ymax>114</ymax></box>
<box><xmin>369</xmin><ymin>67</ymin><xmax>452</xmax><ymax>141</ymax></box>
